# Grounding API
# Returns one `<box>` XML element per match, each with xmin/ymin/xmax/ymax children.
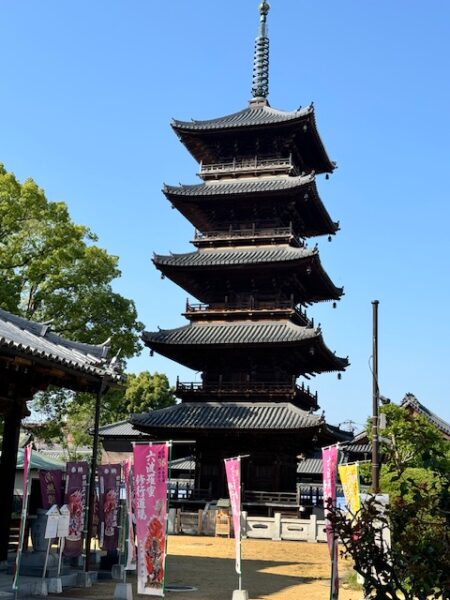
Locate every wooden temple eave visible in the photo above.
<box><xmin>172</xmin><ymin>111</ymin><xmax>334</xmax><ymax>175</ymax></box>
<box><xmin>0</xmin><ymin>352</ymin><xmax>106</xmax><ymax>395</ymax></box>
<box><xmin>144</xmin><ymin>339</ymin><xmax>347</xmax><ymax>376</ymax></box>
<box><xmin>153</xmin><ymin>250</ymin><xmax>342</xmax><ymax>305</ymax></box>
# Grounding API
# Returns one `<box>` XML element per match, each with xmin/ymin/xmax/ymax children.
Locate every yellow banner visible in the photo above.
<box><xmin>338</xmin><ymin>463</ymin><xmax>361</xmax><ymax>515</ymax></box>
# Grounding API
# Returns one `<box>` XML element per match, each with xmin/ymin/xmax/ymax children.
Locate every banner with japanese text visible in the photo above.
<box><xmin>134</xmin><ymin>444</ymin><xmax>169</xmax><ymax>596</ymax></box>
<box><xmin>322</xmin><ymin>445</ymin><xmax>339</xmax><ymax>600</ymax></box>
<box><xmin>64</xmin><ymin>461</ymin><xmax>88</xmax><ymax>557</ymax></box>
<box><xmin>224</xmin><ymin>457</ymin><xmax>241</xmax><ymax>576</ymax></box>
<box><xmin>123</xmin><ymin>458</ymin><xmax>137</xmax><ymax>570</ymax></box>
<box><xmin>98</xmin><ymin>464</ymin><xmax>121</xmax><ymax>551</ymax></box>
<box><xmin>39</xmin><ymin>469</ymin><xmax>63</xmax><ymax>509</ymax></box>
<box><xmin>338</xmin><ymin>463</ymin><xmax>361</xmax><ymax>516</ymax></box>
<box><xmin>13</xmin><ymin>444</ymin><xmax>32</xmax><ymax>591</ymax></box>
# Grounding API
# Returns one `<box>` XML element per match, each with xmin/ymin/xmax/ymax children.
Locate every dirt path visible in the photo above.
<box><xmin>165</xmin><ymin>535</ymin><xmax>358</xmax><ymax>600</ymax></box>
<box><xmin>52</xmin><ymin>535</ymin><xmax>360</xmax><ymax>600</ymax></box>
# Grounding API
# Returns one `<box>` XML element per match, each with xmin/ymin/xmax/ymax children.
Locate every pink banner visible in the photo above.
<box><xmin>64</xmin><ymin>461</ymin><xmax>89</xmax><ymax>558</ymax></box>
<box><xmin>133</xmin><ymin>444</ymin><xmax>169</xmax><ymax>596</ymax></box>
<box><xmin>39</xmin><ymin>469</ymin><xmax>63</xmax><ymax>509</ymax></box>
<box><xmin>322</xmin><ymin>446</ymin><xmax>339</xmax><ymax>599</ymax></box>
<box><xmin>123</xmin><ymin>458</ymin><xmax>136</xmax><ymax>570</ymax></box>
<box><xmin>98</xmin><ymin>464</ymin><xmax>121</xmax><ymax>552</ymax></box>
<box><xmin>224</xmin><ymin>457</ymin><xmax>241</xmax><ymax>575</ymax></box>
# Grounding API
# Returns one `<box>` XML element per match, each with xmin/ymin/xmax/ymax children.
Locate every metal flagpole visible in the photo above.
<box><xmin>163</xmin><ymin>441</ymin><xmax>173</xmax><ymax>596</ymax></box>
<box><xmin>12</xmin><ymin>444</ymin><xmax>33</xmax><ymax>596</ymax></box>
<box><xmin>238</xmin><ymin>456</ymin><xmax>242</xmax><ymax>592</ymax></box>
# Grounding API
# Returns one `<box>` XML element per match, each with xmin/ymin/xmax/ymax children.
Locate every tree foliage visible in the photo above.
<box><xmin>330</xmin><ymin>401</ymin><xmax>450</xmax><ymax>599</ymax></box>
<box><xmin>28</xmin><ymin>371</ymin><xmax>176</xmax><ymax>451</ymax></box>
<box><xmin>0</xmin><ymin>163</ymin><xmax>143</xmax><ymax>357</ymax></box>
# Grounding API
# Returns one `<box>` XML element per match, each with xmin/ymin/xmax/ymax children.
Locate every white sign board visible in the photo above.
<box><xmin>57</xmin><ymin>504</ymin><xmax>70</xmax><ymax>538</ymax></box>
<box><xmin>45</xmin><ymin>505</ymin><xmax>60</xmax><ymax>539</ymax></box>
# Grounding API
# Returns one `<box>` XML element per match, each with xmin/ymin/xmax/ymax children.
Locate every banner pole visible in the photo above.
<box><xmin>12</xmin><ymin>444</ymin><xmax>32</xmax><ymax>594</ymax></box>
<box><xmin>163</xmin><ymin>441</ymin><xmax>173</xmax><ymax>597</ymax></box>
<box><xmin>238</xmin><ymin>456</ymin><xmax>242</xmax><ymax>592</ymax></box>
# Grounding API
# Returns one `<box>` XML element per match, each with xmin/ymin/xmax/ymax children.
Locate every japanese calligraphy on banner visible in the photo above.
<box><xmin>98</xmin><ymin>464</ymin><xmax>121</xmax><ymax>552</ymax></box>
<box><xmin>123</xmin><ymin>458</ymin><xmax>137</xmax><ymax>570</ymax></box>
<box><xmin>39</xmin><ymin>470</ymin><xmax>63</xmax><ymax>509</ymax></box>
<box><xmin>322</xmin><ymin>446</ymin><xmax>339</xmax><ymax>600</ymax></box>
<box><xmin>133</xmin><ymin>444</ymin><xmax>169</xmax><ymax>596</ymax></box>
<box><xmin>338</xmin><ymin>463</ymin><xmax>361</xmax><ymax>516</ymax></box>
<box><xmin>64</xmin><ymin>461</ymin><xmax>88</xmax><ymax>558</ymax></box>
<box><xmin>224</xmin><ymin>457</ymin><xmax>241</xmax><ymax>576</ymax></box>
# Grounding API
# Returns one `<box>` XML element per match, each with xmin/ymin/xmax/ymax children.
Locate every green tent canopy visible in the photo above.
<box><xmin>15</xmin><ymin>448</ymin><xmax>65</xmax><ymax>471</ymax></box>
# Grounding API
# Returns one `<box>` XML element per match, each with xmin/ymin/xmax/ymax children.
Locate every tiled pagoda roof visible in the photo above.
<box><xmin>153</xmin><ymin>245</ymin><xmax>343</xmax><ymax>303</ymax></box>
<box><xmin>154</xmin><ymin>245</ymin><xmax>315</xmax><ymax>268</ymax></box>
<box><xmin>172</xmin><ymin>104</ymin><xmax>313</xmax><ymax>132</ymax></box>
<box><xmin>163</xmin><ymin>174</ymin><xmax>316</xmax><ymax>198</ymax></box>
<box><xmin>143</xmin><ymin>319</ymin><xmax>349</xmax><ymax>373</ymax></box>
<box><xmin>132</xmin><ymin>401</ymin><xmax>323</xmax><ymax>431</ymax></box>
<box><xmin>171</xmin><ymin>103</ymin><xmax>335</xmax><ymax>174</ymax></box>
<box><xmin>0</xmin><ymin>307</ymin><xmax>120</xmax><ymax>381</ymax></box>
<box><xmin>163</xmin><ymin>174</ymin><xmax>338</xmax><ymax>238</ymax></box>
<box><xmin>145</xmin><ymin>319</ymin><xmax>318</xmax><ymax>346</ymax></box>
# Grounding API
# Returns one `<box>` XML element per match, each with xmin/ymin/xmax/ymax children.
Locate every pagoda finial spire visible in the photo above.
<box><xmin>251</xmin><ymin>1</ymin><xmax>270</xmax><ymax>104</ymax></box>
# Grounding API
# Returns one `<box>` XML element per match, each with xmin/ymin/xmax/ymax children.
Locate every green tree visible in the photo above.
<box><xmin>29</xmin><ymin>371</ymin><xmax>176</xmax><ymax>448</ymax></box>
<box><xmin>330</xmin><ymin>401</ymin><xmax>450</xmax><ymax>599</ymax></box>
<box><xmin>0</xmin><ymin>163</ymin><xmax>143</xmax><ymax>357</ymax></box>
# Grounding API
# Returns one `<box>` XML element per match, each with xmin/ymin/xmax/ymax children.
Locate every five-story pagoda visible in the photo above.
<box><xmin>132</xmin><ymin>1</ymin><xmax>349</xmax><ymax>497</ymax></box>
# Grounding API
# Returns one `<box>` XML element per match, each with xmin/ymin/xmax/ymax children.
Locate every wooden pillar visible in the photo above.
<box><xmin>0</xmin><ymin>401</ymin><xmax>24</xmax><ymax>561</ymax></box>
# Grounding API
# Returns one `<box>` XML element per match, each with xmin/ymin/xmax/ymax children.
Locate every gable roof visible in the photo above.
<box><xmin>401</xmin><ymin>393</ymin><xmax>450</xmax><ymax>437</ymax></box>
<box><xmin>0</xmin><ymin>307</ymin><xmax>121</xmax><ymax>382</ymax></box>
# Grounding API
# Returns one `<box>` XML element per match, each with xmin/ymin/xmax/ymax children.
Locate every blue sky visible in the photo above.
<box><xmin>2</xmin><ymin>1</ymin><xmax>450</xmax><ymax>428</ymax></box>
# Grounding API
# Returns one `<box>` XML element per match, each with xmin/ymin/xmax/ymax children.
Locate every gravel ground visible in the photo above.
<box><xmin>50</xmin><ymin>535</ymin><xmax>361</xmax><ymax>600</ymax></box>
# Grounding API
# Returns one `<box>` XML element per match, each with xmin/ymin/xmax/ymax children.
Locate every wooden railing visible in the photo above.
<box><xmin>184</xmin><ymin>297</ymin><xmax>314</xmax><ymax>326</ymax></box>
<box><xmin>186</xmin><ymin>297</ymin><xmax>294</xmax><ymax>312</ymax></box>
<box><xmin>169</xmin><ymin>481</ymin><xmax>212</xmax><ymax>502</ymax></box>
<box><xmin>244</xmin><ymin>490</ymin><xmax>298</xmax><ymax>506</ymax></box>
<box><xmin>193</xmin><ymin>224</ymin><xmax>295</xmax><ymax>243</ymax></box>
<box><xmin>199</xmin><ymin>155</ymin><xmax>297</xmax><ymax>179</ymax></box>
<box><xmin>176</xmin><ymin>380</ymin><xmax>318</xmax><ymax>404</ymax></box>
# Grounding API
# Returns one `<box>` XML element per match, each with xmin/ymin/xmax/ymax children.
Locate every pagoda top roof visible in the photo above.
<box><xmin>171</xmin><ymin>103</ymin><xmax>334</xmax><ymax>174</ymax></box>
<box><xmin>0</xmin><ymin>307</ymin><xmax>121</xmax><ymax>383</ymax></box>
<box><xmin>131</xmin><ymin>401</ymin><xmax>323</xmax><ymax>431</ymax></box>
<box><xmin>172</xmin><ymin>103</ymin><xmax>313</xmax><ymax>132</ymax></box>
<box><xmin>164</xmin><ymin>173</ymin><xmax>315</xmax><ymax>197</ymax></box>
<box><xmin>154</xmin><ymin>244</ymin><xmax>315</xmax><ymax>269</ymax></box>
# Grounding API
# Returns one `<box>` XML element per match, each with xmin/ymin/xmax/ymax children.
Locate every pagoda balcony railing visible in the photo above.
<box><xmin>184</xmin><ymin>297</ymin><xmax>314</xmax><ymax>325</ymax></box>
<box><xmin>199</xmin><ymin>155</ymin><xmax>298</xmax><ymax>179</ymax></box>
<box><xmin>176</xmin><ymin>380</ymin><xmax>318</xmax><ymax>404</ymax></box>
<box><xmin>193</xmin><ymin>224</ymin><xmax>296</xmax><ymax>245</ymax></box>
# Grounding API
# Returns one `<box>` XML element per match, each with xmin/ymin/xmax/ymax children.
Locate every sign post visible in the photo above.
<box><xmin>57</xmin><ymin>505</ymin><xmax>70</xmax><ymax>577</ymax></box>
<box><xmin>322</xmin><ymin>444</ymin><xmax>340</xmax><ymax>600</ymax></box>
<box><xmin>12</xmin><ymin>444</ymin><xmax>32</xmax><ymax>596</ymax></box>
<box><xmin>224</xmin><ymin>455</ymin><xmax>249</xmax><ymax>600</ymax></box>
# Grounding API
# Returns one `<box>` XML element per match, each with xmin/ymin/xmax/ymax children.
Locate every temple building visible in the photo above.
<box><xmin>0</xmin><ymin>307</ymin><xmax>120</xmax><ymax>560</ymax></box>
<box><xmin>132</xmin><ymin>1</ymin><xmax>350</xmax><ymax>498</ymax></box>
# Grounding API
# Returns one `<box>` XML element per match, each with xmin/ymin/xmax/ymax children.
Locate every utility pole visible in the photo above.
<box><xmin>85</xmin><ymin>377</ymin><xmax>108</xmax><ymax>573</ymax></box>
<box><xmin>371</xmin><ymin>300</ymin><xmax>380</xmax><ymax>494</ymax></box>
